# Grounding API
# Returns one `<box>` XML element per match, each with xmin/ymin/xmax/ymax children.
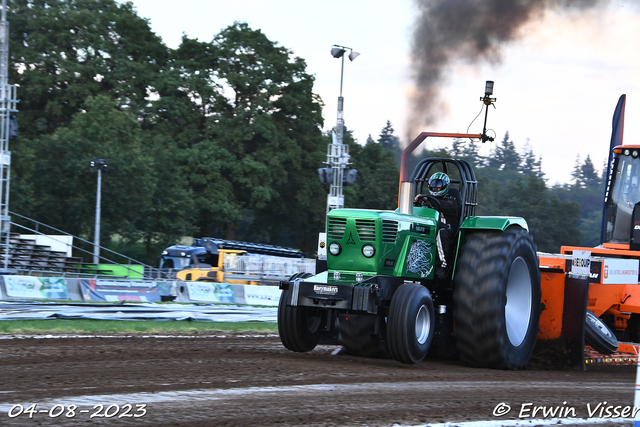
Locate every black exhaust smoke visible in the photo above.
<box><xmin>408</xmin><ymin>0</ymin><xmax>611</xmax><ymax>140</ymax></box>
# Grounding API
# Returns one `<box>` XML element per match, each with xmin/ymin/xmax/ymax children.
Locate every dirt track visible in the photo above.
<box><xmin>0</xmin><ymin>333</ymin><xmax>636</xmax><ymax>426</ymax></box>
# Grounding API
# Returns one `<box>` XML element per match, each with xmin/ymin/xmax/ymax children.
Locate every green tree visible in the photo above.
<box><xmin>378</xmin><ymin>121</ymin><xmax>400</xmax><ymax>151</ymax></box>
<box><xmin>12</xmin><ymin>95</ymin><xmax>155</xmax><ymax>247</ymax></box>
<box><xmin>378</xmin><ymin>120</ymin><xmax>401</xmax><ymax>166</ymax></box>
<box><xmin>9</xmin><ymin>0</ymin><xmax>169</xmax><ymax>138</ymax></box>
<box><xmin>521</xmin><ymin>143</ymin><xmax>543</xmax><ymax>178</ymax></box>
<box><xmin>553</xmin><ymin>155</ymin><xmax>605</xmax><ymax>246</ymax></box>
<box><xmin>573</xmin><ymin>155</ymin><xmax>600</xmax><ymax>189</ymax></box>
<box><xmin>181</xmin><ymin>23</ymin><xmax>324</xmax><ymax>246</ymax></box>
<box><xmin>487</xmin><ymin>132</ymin><xmax>521</xmax><ymax>171</ymax></box>
<box><xmin>477</xmin><ymin>174</ymin><xmax>581</xmax><ymax>252</ymax></box>
<box><xmin>452</xmin><ymin>138</ymin><xmax>481</xmax><ymax>167</ymax></box>
<box><xmin>348</xmin><ymin>135</ymin><xmax>399</xmax><ymax>210</ymax></box>
<box><xmin>128</xmin><ymin>134</ymin><xmax>197</xmax><ymax>263</ymax></box>
<box><xmin>146</xmin><ymin>35</ymin><xmax>223</xmax><ymax>148</ymax></box>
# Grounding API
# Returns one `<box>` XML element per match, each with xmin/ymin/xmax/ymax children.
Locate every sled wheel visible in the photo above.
<box><xmin>453</xmin><ymin>227</ymin><xmax>541</xmax><ymax>370</ymax></box>
<box><xmin>277</xmin><ymin>273</ymin><xmax>321</xmax><ymax>352</ymax></box>
<box><xmin>387</xmin><ymin>283</ymin><xmax>435</xmax><ymax>364</ymax></box>
<box><xmin>585</xmin><ymin>310</ymin><xmax>618</xmax><ymax>355</ymax></box>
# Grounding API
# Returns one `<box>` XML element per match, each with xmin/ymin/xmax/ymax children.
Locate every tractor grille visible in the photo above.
<box><xmin>327</xmin><ymin>217</ymin><xmax>347</xmax><ymax>240</ymax></box>
<box><xmin>382</xmin><ymin>220</ymin><xmax>398</xmax><ymax>243</ymax></box>
<box><xmin>356</xmin><ymin>219</ymin><xmax>376</xmax><ymax>242</ymax></box>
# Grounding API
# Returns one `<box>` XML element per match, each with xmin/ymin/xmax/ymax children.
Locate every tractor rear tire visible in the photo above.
<box><xmin>338</xmin><ymin>314</ymin><xmax>390</xmax><ymax>359</ymax></box>
<box><xmin>387</xmin><ymin>283</ymin><xmax>435</xmax><ymax>364</ymax></box>
<box><xmin>453</xmin><ymin>227</ymin><xmax>541</xmax><ymax>370</ymax></box>
<box><xmin>278</xmin><ymin>273</ymin><xmax>321</xmax><ymax>353</ymax></box>
<box><xmin>585</xmin><ymin>310</ymin><xmax>618</xmax><ymax>355</ymax></box>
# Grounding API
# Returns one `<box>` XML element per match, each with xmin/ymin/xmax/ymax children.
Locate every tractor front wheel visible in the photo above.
<box><xmin>278</xmin><ymin>273</ymin><xmax>322</xmax><ymax>352</ymax></box>
<box><xmin>387</xmin><ymin>283</ymin><xmax>435</xmax><ymax>364</ymax></box>
<box><xmin>453</xmin><ymin>227</ymin><xmax>541</xmax><ymax>370</ymax></box>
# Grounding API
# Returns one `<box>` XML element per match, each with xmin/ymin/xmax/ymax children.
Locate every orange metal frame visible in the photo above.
<box><xmin>556</xmin><ymin>245</ymin><xmax>640</xmax><ymax>324</ymax></box>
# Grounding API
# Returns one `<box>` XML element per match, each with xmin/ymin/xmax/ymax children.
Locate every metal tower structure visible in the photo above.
<box><xmin>0</xmin><ymin>0</ymin><xmax>18</xmax><ymax>271</ymax></box>
<box><xmin>325</xmin><ymin>44</ymin><xmax>359</xmax><ymax>214</ymax></box>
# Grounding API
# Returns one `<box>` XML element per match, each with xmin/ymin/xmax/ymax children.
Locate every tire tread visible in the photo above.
<box><xmin>453</xmin><ymin>228</ymin><xmax>541</xmax><ymax>369</ymax></box>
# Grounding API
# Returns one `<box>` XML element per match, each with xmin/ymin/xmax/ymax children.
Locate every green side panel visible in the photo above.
<box><xmin>393</xmin><ymin>235</ymin><xmax>436</xmax><ymax>279</ymax></box>
<box><xmin>459</xmin><ymin>216</ymin><xmax>529</xmax><ymax>232</ymax></box>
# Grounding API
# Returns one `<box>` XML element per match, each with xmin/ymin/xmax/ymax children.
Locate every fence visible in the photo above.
<box><xmin>224</xmin><ymin>254</ymin><xmax>315</xmax><ymax>282</ymax></box>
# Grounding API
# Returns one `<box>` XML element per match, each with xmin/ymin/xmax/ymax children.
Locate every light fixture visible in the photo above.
<box><xmin>331</xmin><ymin>47</ymin><xmax>346</xmax><ymax>58</ymax></box>
<box><xmin>485</xmin><ymin>80</ymin><xmax>494</xmax><ymax>96</ymax></box>
<box><xmin>329</xmin><ymin>242</ymin><xmax>341</xmax><ymax>256</ymax></box>
<box><xmin>348</xmin><ymin>51</ymin><xmax>360</xmax><ymax>61</ymax></box>
<box><xmin>90</xmin><ymin>158</ymin><xmax>108</xmax><ymax>172</ymax></box>
<box><xmin>362</xmin><ymin>245</ymin><xmax>375</xmax><ymax>258</ymax></box>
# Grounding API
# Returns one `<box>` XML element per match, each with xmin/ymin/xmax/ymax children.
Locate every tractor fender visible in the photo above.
<box><xmin>451</xmin><ymin>217</ymin><xmax>529</xmax><ymax>280</ymax></box>
<box><xmin>459</xmin><ymin>216</ymin><xmax>529</xmax><ymax>232</ymax></box>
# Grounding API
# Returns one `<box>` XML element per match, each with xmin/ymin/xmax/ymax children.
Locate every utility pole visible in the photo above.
<box><xmin>0</xmin><ymin>0</ymin><xmax>18</xmax><ymax>271</ymax></box>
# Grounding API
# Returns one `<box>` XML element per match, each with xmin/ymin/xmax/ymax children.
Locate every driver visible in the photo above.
<box><xmin>414</xmin><ymin>172</ymin><xmax>461</xmax><ymax>275</ymax></box>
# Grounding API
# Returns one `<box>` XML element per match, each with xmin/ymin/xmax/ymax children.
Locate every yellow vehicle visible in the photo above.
<box><xmin>176</xmin><ymin>249</ymin><xmax>260</xmax><ymax>284</ymax></box>
<box><xmin>158</xmin><ymin>238</ymin><xmax>312</xmax><ymax>284</ymax></box>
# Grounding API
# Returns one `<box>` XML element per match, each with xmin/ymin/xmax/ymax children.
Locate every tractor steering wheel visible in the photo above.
<box><xmin>415</xmin><ymin>194</ymin><xmax>441</xmax><ymax>210</ymax></box>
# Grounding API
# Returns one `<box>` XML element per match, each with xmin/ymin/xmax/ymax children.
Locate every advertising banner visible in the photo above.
<box><xmin>186</xmin><ymin>282</ymin><xmax>235</xmax><ymax>303</ymax></box>
<box><xmin>80</xmin><ymin>279</ymin><xmax>171</xmax><ymax>302</ymax></box>
<box><xmin>4</xmin><ymin>276</ymin><xmax>69</xmax><ymax>299</ymax></box>
<box><xmin>602</xmin><ymin>258</ymin><xmax>640</xmax><ymax>284</ymax></box>
<box><xmin>243</xmin><ymin>285</ymin><xmax>281</xmax><ymax>307</ymax></box>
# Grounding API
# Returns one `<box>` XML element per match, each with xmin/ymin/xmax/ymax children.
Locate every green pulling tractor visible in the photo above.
<box><xmin>278</xmin><ymin>146</ymin><xmax>541</xmax><ymax>369</ymax></box>
<box><xmin>278</xmin><ymin>84</ymin><xmax>542</xmax><ymax>369</ymax></box>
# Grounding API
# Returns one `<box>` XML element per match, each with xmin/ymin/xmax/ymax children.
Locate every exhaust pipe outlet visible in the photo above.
<box><xmin>399</xmin><ymin>181</ymin><xmax>414</xmax><ymax>215</ymax></box>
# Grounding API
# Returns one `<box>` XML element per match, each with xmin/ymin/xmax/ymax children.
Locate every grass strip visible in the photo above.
<box><xmin>0</xmin><ymin>319</ymin><xmax>278</xmax><ymax>334</ymax></box>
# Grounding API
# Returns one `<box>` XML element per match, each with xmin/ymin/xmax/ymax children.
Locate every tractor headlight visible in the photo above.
<box><xmin>362</xmin><ymin>244</ymin><xmax>375</xmax><ymax>258</ymax></box>
<box><xmin>633</xmin><ymin>150</ymin><xmax>639</xmax><ymax>158</ymax></box>
<box><xmin>625</xmin><ymin>149</ymin><xmax>631</xmax><ymax>156</ymax></box>
<box><xmin>329</xmin><ymin>242</ymin><xmax>341</xmax><ymax>256</ymax></box>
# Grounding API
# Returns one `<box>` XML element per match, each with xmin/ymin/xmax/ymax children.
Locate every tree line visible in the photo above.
<box><xmin>423</xmin><ymin>133</ymin><xmax>606</xmax><ymax>253</ymax></box>
<box><xmin>7</xmin><ymin>0</ymin><xmax>602</xmax><ymax>263</ymax></box>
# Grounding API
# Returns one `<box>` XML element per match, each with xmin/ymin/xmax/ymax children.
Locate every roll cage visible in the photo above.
<box><xmin>409</xmin><ymin>158</ymin><xmax>478</xmax><ymax>229</ymax></box>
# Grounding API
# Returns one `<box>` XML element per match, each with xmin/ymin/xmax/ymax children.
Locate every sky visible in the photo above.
<box><xmin>122</xmin><ymin>0</ymin><xmax>640</xmax><ymax>185</ymax></box>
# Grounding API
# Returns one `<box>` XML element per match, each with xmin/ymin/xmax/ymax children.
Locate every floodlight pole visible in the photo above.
<box><xmin>326</xmin><ymin>45</ymin><xmax>358</xmax><ymax>214</ymax></box>
<box><xmin>0</xmin><ymin>0</ymin><xmax>18</xmax><ymax>271</ymax></box>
